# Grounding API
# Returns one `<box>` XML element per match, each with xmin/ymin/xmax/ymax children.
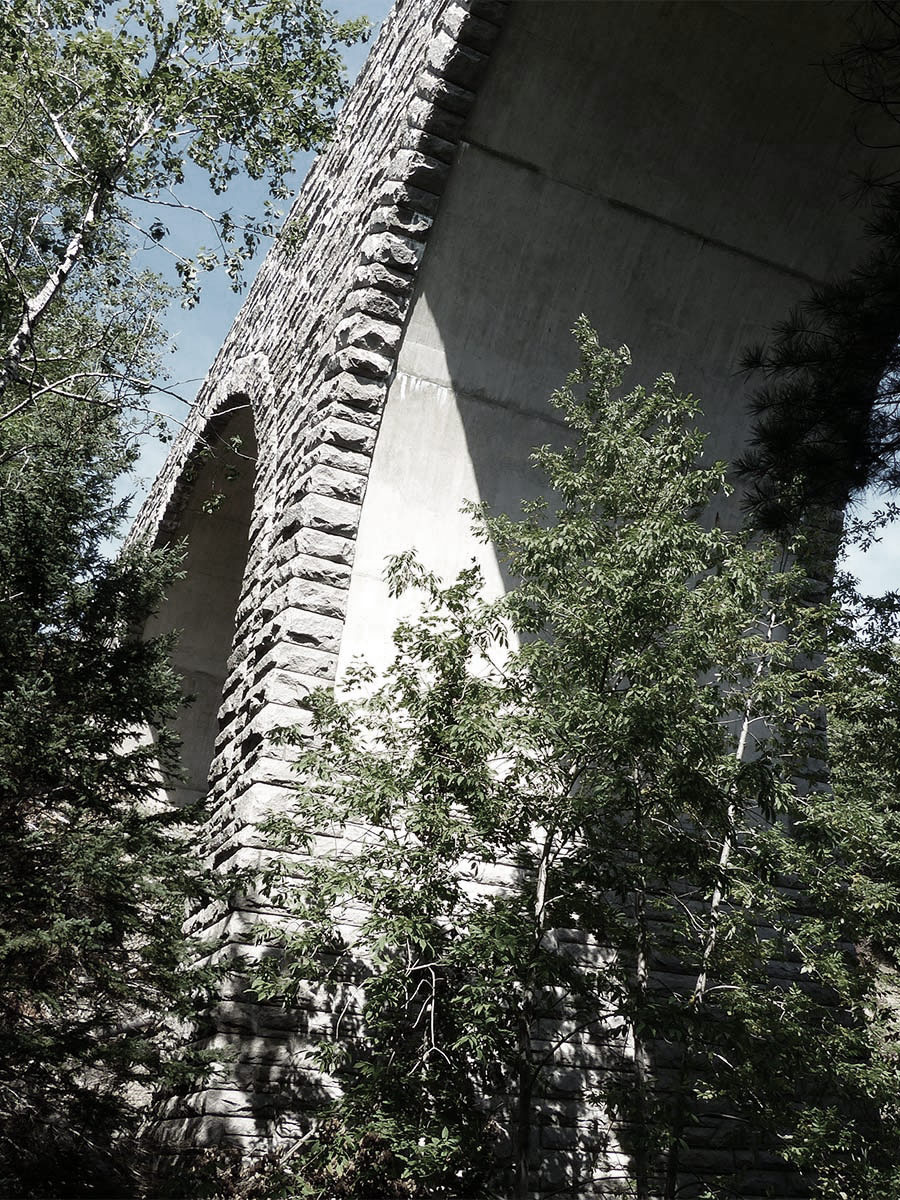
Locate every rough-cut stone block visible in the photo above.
<box><xmin>300</xmin><ymin>458</ymin><xmax>369</xmax><ymax>501</ymax></box>
<box><xmin>303</xmin><ymin>442</ymin><xmax>373</xmax><ymax>478</ymax></box>
<box><xmin>539</xmin><ymin>1124</ymin><xmax>579</xmax><ymax>1151</ymax></box>
<box><xmin>390</xmin><ymin>148</ymin><xmax>451</xmax><ymax>196</ymax></box>
<box><xmin>321</xmin><ymin>417</ymin><xmax>378</xmax><ymax>456</ymax></box>
<box><xmin>295</xmin><ymin>527</ymin><xmax>356</xmax><ymax>564</ymax></box>
<box><xmin>406</xmin><ymin>95</ymin><xmax>466</xmax><ymax>143</ymax></box>
<box><xmin>376</xmin><ymin>177</ymin><xmax>442</xmax><ymax>219</ymax></box>
<box><xmin>322</xmin><ymin>406</ymin><xmax>381</xmax><ymax>435</ymax></box>
<box><xmin>299</xmin><ymin>492</ymin><xmax>361</xmax><ymax>539</ymax></box>
<box><xmin>188</xmin><ymin>1086</ymin><xmax>285</xmax><ymax>1117</ymax></box>
<box><xmin>272</xmin><ymin>503</ymin><xmax>306</xmax><ymax>541</ymax></box>
<box><xmin>370</xmin><ymin>202</ymin><xmax>434</xmax><ymax>239</ymax></box>
<box><xmin>344</xmin><ymin>286</ymin><xmax>407</xmax><ymax>323</ymax></box>
<box><xmin>334</xmin><ymin>313</ymin><xmax>403</xmax><ymax>355</ymax></box>
<box><xmin>360</xmin><ymin>228</ymin><xmax>424</xmax><ymax>270</ymax></box>
<box><xmin>403</xmin><ymin>127</ymin><xmax>458</xmax><ymax>165</ymax></box>
<box><xmin>281</xmin><ymin>608</ymin><xmax>345</xmax><ymax>654</ymax></box>
<box><xmin>441</xmin><ymin>3</ymin><xmax>503</xmax><ymax>52</ymax></box>
<box><xmin>328</xmin><ymin>344</ymin><xmax>394</xmax><ymax>380</ymax></box>
<box><xmin>427</xmin><ymin>29</ymin><xmax>489</xmax><ymax>91</ymax></box>
<box><xmin>466</xmin><ymin>0</ymin><xmax>508</xmax><ymax>26</ymax></box>
<box><xmin>415</xmin><ymin>67</ymin><xmax>476</xmax><ymax>116</ymax></box>
<box><xmin>229</xmin><ymin>783</ymin><xmax>296</xmax><ymax>829</ymax></box>
<box><xmin>533</xmin><ymin>1153</ymin><xmax>577</xmax><ymax>1190</ymax></box>
<box><xmin>291</xmin><ymin>554</ymin><xmax>353</xmax><ymax>591</ymax></box>
<box><xmin>253</xmin><ymin>754</ymin><xmax>301</xmax><ymax>786</ymax></box>
<box><xmin>261</xmin><ymin>666</ymin><xmax>331</xmax><ymax>705</ymax></box>
<box><xmin>321</xmin><ymin>372</ymin><xmax>388</xmax><ymax>414</ymax></box>
<box><xmin>352</xmin><ymin>259</ymin><xmax>415</xmax><ymax>295</ymax></box>
<box><xmin>282</xmin><ymin>576</ymin><xmax>349</xmax><ymax>620</ymax></box>
<box><xmin>255</xmin><ymin>646</ymin><xmax>337</xmax><ymax>686</ymax></box>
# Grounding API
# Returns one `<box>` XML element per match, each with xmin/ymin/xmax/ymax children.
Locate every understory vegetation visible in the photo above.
<box><xmin>5</xmin><ymin>1</ymin><xmax>900</xmax><ymax>1198</ymax></box>
<box><xmin>251</xmin><ymin>321</ymin><xmax>900</xmax><ymax>1200</ymax></box>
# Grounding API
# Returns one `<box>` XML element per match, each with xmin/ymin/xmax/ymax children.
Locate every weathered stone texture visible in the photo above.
<box><xmin>133</xmin><ymin>0</ymin><xmax>877</xmax><ymax>1193</ymax></box>
<box><xmin>136</xmin><ymin>0</ymin><xmax>513</xmax><ymax>1164</ymax></box>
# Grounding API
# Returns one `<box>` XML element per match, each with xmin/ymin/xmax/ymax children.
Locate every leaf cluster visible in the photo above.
<box><xmin>739</xmin><ymin>3</ymin><xmax>900</xmax><ymax>532</ymax></box>
<box><xmin>247</xmin><ymin>321</ymin><xmax>900</xmax><ymax>1198</ymax></box>
<box><xmin>0</xmin><ymin>0</ymin><xmax>367</xmax><ymax>427</ymax></box>
<box><xmin>0</xmin><ymin>397</ymin><xmax>219</xmax><ymax>1197</ymax></box>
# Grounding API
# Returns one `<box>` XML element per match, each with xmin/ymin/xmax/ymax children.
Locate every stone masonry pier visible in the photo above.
<box><xmin>135</xmin><ymin>3</ymin><xmax>893</xmax><ymax>1193</ymax></box>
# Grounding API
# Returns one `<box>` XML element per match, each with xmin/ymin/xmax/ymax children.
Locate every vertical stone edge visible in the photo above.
<box><xmin>214</xmin><ymin>0</ymin><xmax>513</xmax><ymax>850</ymax></box>
<box><xmin>151</xmin><ymin>0</ymin><xmax>512</xmax><ymax>1158</ymax></box>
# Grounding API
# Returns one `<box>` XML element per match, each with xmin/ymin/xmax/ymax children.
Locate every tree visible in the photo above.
<box><xmin>0</xmin><ymin>3</ymin><xmax>368</xmax><ymax>1193</ymax></box>
<box><xmin>738</xmin><ymin>2</ymin><xmax>900</xmax><ymax>532</ymax></box>
<box><xmin>0</xmin><ymin>0</ymin><xmax>367</xmax><ymax>421</ymax></box>
<box><xmin>253</xmin><ymin>321</ymin><xmax>900</xmax><ymax>1199</ymax></box>
<box><xmin>0</xmin><ymin>390</ymin><xmax>216</xmax><ymax>1197</ymax></box>
<box><xmin>0</xmin><ymin>122</ymin><xmax>203</xmax><ymax>1189</ymax></box>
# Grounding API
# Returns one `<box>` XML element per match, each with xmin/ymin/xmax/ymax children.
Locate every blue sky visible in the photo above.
<box><xmin>842</xmin><ymin>495</ymin><xmax>900</xmax><ymax>593</ymax></box>
<box><xmin>126</xmin><ymin>1</ymin><xmax>897</xmax><ymax>598</ymax></box>
<box><xmin>126</xmin><ymin>1</ymin><xmax>391</xmax><ymax>500</ymax></box>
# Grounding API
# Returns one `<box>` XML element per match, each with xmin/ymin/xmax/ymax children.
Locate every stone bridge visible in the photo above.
<box><xmin>135</xmin><ymin>1</ymin><xmax>890</xmax><ymax>1193</ymax></box>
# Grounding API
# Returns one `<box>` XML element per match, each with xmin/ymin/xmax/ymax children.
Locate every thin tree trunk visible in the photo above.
<box><xmin>663</xmin><ymin>1073</ymin><xmax>686</xmax><ymax>1200</ymax></box>
<box><xmin>633</xmin><ymin>878</ymin><xmax>652</xmax><ymax>1200</ymax></box>
<box><xmin>664</xmin><ymin>610</ymin><xmax>778</xmax><ymax>1195</ymax></box>
<box><xmin>632</xmin><ymin>784</ymin><xmax>652</xmax><ymax>1200</ymax></box>
<box><xmin>1</xmin><ymin>177</ymin><xmax>108</xmax><ymax>410</ymax></box>
<box><xmin>0</xmin><ymin>79</ymin><xmax>160</xmax><ymax>417</ymax></box>
<box><xmin>693</xmin><ymin>610</ymin><xmax>776</xmax><ymax>1007</ymax></box>
<box><xmin>515</xmin><ymin>828</ymin><xmax>553</xmax><ymax>1199</ymax></box>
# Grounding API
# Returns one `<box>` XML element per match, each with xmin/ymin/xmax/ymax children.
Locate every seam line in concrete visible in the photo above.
<box><xmin>461</xmin><ymin>136</ymin><xmax>826</xmax><ymax>289</ymax></box>
<box><xmin>394</xmin><ymin>369</ymin><xmax>570</xmax><ymax>430</ymax></box>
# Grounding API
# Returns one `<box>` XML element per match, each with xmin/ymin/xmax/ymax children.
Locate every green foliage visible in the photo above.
<box><xmin>0</xmin><ymin>2</ymin><xmax>368</xmax><ymax>1193</ymax></box>
<box><xmin>0</xmin><ymin>398</ymin><xmax>218</xmax><ymax>1197</ymax></box>
<box><xmin>253</xmin><ymin>320</ymin><xmax>900</xmax><ymax>1198</ymax></box>
<box><xmin>0</xmin><ymin>0</ymin><xmax>367</xmax><ymax>413</ymax></box>
<box><xmin>240</xmin><ymin>321</ymin><xmax>897</xmax><ymax>1200</ymax></box>
<box><xmin>738</xmin><ymin>5</ymin><xmax>900</xmax><ymax>532</ymax></box>
<box><xmin>0</xmin><ymin>118</ymin><xmax>173</xmax><ymax>439</ymax></box>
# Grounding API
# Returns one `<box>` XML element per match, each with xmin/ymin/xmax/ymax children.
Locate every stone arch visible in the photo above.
<box><xmin>147</xmin><ymin>395</ymin><xmax>259</xmax><ymax>807</ymax></box>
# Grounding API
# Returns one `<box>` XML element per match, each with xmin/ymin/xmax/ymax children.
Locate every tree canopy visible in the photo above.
<box><xmin>739</xmin><ymin>1</ymin><xmax>900</xmax><ymax>531</ymax></box>
<box><xmin>0</xmin><ymin>394</ymin><xmax>211</xmax><ymax>1197</ymax></box>
<box><xmin>0</xmin><ymin>0</ymin><xmax>367</xmax><ymax>420</ymax></box>
<box><xmin>0</xmin><ymin>2</ymin><xmax>367</xmax><ymax>1193</ymax></box>
<box><xmin>252</xmin><ymin>322</ymin><xmax>900</xmax><ymax>1200</ymax></box>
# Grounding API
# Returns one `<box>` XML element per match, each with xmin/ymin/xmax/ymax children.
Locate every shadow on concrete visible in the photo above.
<box><xmin>145</xmin><ymin>399</ymin><xmax>257</xmax><ymax>807</ymax></box>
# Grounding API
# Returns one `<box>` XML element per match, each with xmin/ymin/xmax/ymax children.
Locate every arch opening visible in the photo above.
<box><xmin>150</xmin><ymin>399</ymin><xmax>257</xmax><ymax>807</ymax></box>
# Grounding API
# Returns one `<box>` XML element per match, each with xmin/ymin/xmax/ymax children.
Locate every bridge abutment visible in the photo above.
<box><xmin>135</xmin><ymin>2</ymin><xmax>893</xmax><ymax>1191</ymax></box>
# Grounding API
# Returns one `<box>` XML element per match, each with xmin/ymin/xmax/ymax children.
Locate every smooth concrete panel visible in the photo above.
<box><xmin>339</xmin><ymin>0</ymin><xmax>895</xmax><ymax>675</ymax></box>
<box><xmin>339</xmin><ymin>367</ymin><xmax>560</xmax><ymax>675</ymax></box>
<box><xmin>396</xmin><ymin>141</ymin><xmax>808</xmax><ymax>461</ymax></box>
<box><xmin>468</xmin><ymin>1</ymin><xmax>879</xmax><ymax>281</ymax></box>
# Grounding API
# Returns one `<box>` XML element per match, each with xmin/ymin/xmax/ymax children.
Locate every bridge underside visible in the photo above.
<box><xmin>341</xmin><ymin>0</ymin><xmax>882</xmax><ymax>671</ymax></box>
<box><xmin>138</xmin><ymin>1</ymin><xmax>894</xmax><ymax>1193</ymax></box>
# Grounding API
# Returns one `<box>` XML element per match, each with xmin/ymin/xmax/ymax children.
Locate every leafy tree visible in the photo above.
<box><xmin>824</xmin><ymin>587</ymin><xmax>900</xmax><ymax>965</ymax></box>
<box><xmin>254</xmin><ymin>321</ymin><xmax>900</xmax><ymax>1199</ymax></box>
<box><xmin>738</xmin><ymin>207</ymin><xmax>900</xmax><ymax>532</ymax></box>
<box><xmin>738</xmin><ymin>2</ymin><xmax>900</xmax><ymax>532</ymax></box>
<box><xmin>0</xmin><ymin>393</ymin><xmax>215</xmax><ymax>1198</ymax></box>
<box><xmin>0</xmin><ymin>0</ymin><xmax>367</xmax><ymax>419</ymax></box>
<box><xmin>0</xmin><ymin>118</ymin><xmax>203</xmax><ymax>1188</ymax></box>
<box><xmin>0</xmin><ymin>3</ymin><xmax>368</xmax><ymax>1193</ymax></box>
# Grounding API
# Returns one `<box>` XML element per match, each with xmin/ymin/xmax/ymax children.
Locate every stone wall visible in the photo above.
<box><xmin>136</xmin><ymin>1</ymin><xmax>887</xmax><ymax>1193</ymax></box>
<box><xmin>137</xmin><ymin>0</ymin><xmax>512</xmax><ymax>1157</ymax></box>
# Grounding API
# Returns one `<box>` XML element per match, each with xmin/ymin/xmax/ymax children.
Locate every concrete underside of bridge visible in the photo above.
<box><xmin>135</xmin><ymin>1</ymin><xmax>894</xmax><ymax>1193</ymax></box>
